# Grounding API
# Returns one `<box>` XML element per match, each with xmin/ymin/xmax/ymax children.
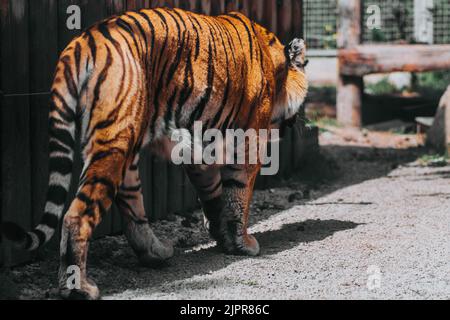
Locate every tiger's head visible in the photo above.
<box><xmin>256</xmin><ymin>25</ymin><xmax>309</xmax><ymax>130</ymax></box>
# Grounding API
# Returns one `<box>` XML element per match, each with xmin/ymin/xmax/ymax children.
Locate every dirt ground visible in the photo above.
<box><xmin>1</xmin><ymin>126</ymin><xmax>449</xmax><ymax>300</ymax></box>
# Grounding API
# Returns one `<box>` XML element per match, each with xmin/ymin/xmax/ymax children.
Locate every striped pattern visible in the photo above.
<box><xmin>2</xmin><ymin>7</ymin><xmax>308</xmax><ymax>253</ymax></box>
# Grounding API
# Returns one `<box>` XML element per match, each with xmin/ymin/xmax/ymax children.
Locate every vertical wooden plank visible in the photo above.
<box><xmin>277</xmin><ymin>0</ymin><xmax>292</xmax><ymax>44</ymax></box>
<box><xmin>199</xmin><ymin>0</ymin><xmax>211</xmax><ymax>15</ymax></box>
<box><xmin>58</xmin><ymin>0</ymin><xmax>82</xmax><ymax>52</ymax></box>
<box><xmin>164</xmin><ymin>0</ymin><xmax>176</xmax><ymax>8</ymax></box>
<box><xmin>152</xmin><ymin>157</ymin><xmax>168</xmax><ymax>221</ymax></box>
<box><xmin>184</xmin><ymin>0</ymin><xmax>200</xmax><ymax>12</ymax></box>
<box><xmin>292</xmin><ymin>0</ymin><xmax>303</xmax><ymax>39</ymax></box>
<box><xmin>127</xmin><ymin>0</ymin><xmax>147</xmax><ymax>11</ymax></box>
<box><xmin>183</xmin><ymin>171</ymin><xmax>198</xmax><ymax>214</ymax></box>
<box><xmin>140</xmin><ymin>149</ymin><xmax>153</xmax><ymax>222</ymax></box>
<box><xmin>255</xmin><ymin>150</ymin><xmax>268</xmax><ymax>189</ymax></box>
<box><xmin>414</xmin><ymin>0</ymin><xmax>434</xmax><ymax>44</ymax></box>
<box><xmin>225</xmin><ymin>0</ymin><xmax>239</xmax><ymax>12</ymax></box>
<box><xmin>337</xmin><ymin>75</ymin><xmax>363</xmax><ymax>127</ymax></box>
<box><xmin>337</xmin><ymin>0</ymin><xmax>361</xmax><ymax>49</ymax></box>
<box><xmin>149</xmin><ymin>0</ymin><xmax>166</xmax><ymax>9</ymax></box>
<box><xmin>251</xmin><ymin>0</ymin><xmax>264</xmax><ymax>24</ymax></box>
<box><xmin>337</xmin><ymin>0</ymin><xmax>362</xmax><ymax>127</ymax></box>
<box><xmin>106</xmin><ymin>0</ymin><xmax>126</xmax><ymax>16</ymax></box>
<box><xmin>167</xmin><ymin>165</ymin><xmax>184</xmax><ymax>215</ymax></box>
<box><xmin>1</xmin><ymin>0</ymin><xmax>31</xmax><ymax>266</ymax></box>
<box><xmin>81</xmin><ymin>0</ymin><xmax>108</xmax><ymax>28</ymax></box>
<box><xmin>291</xmin><ymin>121</ymin><xmax>304</xmax><ymax>171</ymax></box>
<box><xmin>211</xmin><ymin>0</ymin><xmax>224</xmax><ymax>15</ymax></box>
<box><xmin>0</xmin><ymin>1</ymin><xmax>3</xmax><ymax>267</ymax></box>
<box><xmin>279</xmin><ymin>127</ymin><xmax>292</xmax><ymax>178</ymax></box>
<box><xmin>29</xmin><ymin>0</ymin><xmax>59</xmax><ymax>249</ymax></box>
<box><xmin>240</xmin><ymin>0</ymin><xmax>251</xmax><ymax>16</ymax></box>
<box><xmin>262</xmin><ymin>0</ymin><xmax>277</xmax><ymax>33</ymax></box>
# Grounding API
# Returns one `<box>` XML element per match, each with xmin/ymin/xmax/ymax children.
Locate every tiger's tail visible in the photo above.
<box><xmin>1</xmin><ymin>42</ymin><xmax>85</xmax><ymax>251</ymax></box>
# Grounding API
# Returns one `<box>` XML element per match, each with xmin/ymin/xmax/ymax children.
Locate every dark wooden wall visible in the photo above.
<box><xmin>1</xmin><ymin>0</ymin><xmax>309</xmax><ymax>267</ymax></box>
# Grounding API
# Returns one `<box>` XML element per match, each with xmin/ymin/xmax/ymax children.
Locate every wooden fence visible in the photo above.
<box><xmin>0</xmin><ymin>0</ymin><xmax>314</xmax><ymax>267</ymax></box>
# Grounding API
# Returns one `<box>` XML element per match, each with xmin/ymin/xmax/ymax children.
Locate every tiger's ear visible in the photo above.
<box><xmin>285</xmin><ymin>38</ymin><xmax>308</xmax><ymax>69</ymax></box>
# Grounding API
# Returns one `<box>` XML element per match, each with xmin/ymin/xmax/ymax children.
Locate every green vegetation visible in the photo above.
<box><xmin>415</xmin><ymin>71</ymin><xmax>450</xmax><ymax>97</ymax></box>
<box><xmin>365</xmin><ymin>71</ymin><xmax>450</xmax><ymax>97</ymax></box>
<box><xmin>307</xmin><ymin>86</ymin><xmax>336</xmax><ymax>105</ymax></box>
<box><xmin>307</xmin><ymin>117</ymin><xmax>341</xmax><ymax>134</ymax></box>
<box><xmin>365</xmin><ymin>77</ymin><xmax>402</xmax><ymax>95</ymax></box>
<box><xmin>369</xmin><ymin>29</ymin><xmax>387</xmax><ymax>43</ymax></box>
<box><xmin>417</xmin><ymin>154</ymin><xmax>449</xmax><ymax>167</ymax></box>
<box><xmin>323</xmin><ymin>24</ymin><xmax>337</xmax><ymax>49</ymax></box>
<box><xmin>315</xmin><ymin>117</ymin><xmax>341</xmax><ymax>128</ymax></box>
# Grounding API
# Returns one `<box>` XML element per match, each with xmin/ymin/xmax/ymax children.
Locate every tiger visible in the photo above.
<box><xmin>1</xmin><ymin>7</ymin><xmax>308</xmax><ymax>299</ymax></box>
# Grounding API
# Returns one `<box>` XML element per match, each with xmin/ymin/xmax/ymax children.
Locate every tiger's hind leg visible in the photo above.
<box><xmin>58</xmin><ymin>150</ymin><xmax>128</xmax><ymax>300</ymax></box>
<box><xmin>116</xmin><ymin>154</ymin><xmax>174</xmax><ymax>267</ymax></box>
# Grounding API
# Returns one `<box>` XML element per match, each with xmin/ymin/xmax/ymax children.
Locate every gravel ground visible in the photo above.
<box><xmin>1</xmin><ymin>127</ymin><xmax>449</xmax><ymax>300</ymax></box>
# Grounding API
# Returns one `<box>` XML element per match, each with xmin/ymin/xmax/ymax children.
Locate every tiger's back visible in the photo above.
<box><xmin>74</xmin><ymin>8</ymin><xmax>275</xmax><ymax>144</ymax></box>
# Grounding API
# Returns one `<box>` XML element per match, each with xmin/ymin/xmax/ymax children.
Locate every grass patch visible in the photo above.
<box><xmin>307</xmin><ymin>86</ymin><xmax>337</xmax><ymax>105</ymax></box>
<box><xmin>417</xmin><ymin>154</ymin><xmax>449</xmax><ymax>167</ymax></box>
<box><xmin>365</xmin><ymin>71</ymin><xmax>450</xmax><ymax>98</ymax></box>
<box><xmin>308</xmin><ymin>117</ymin><xmax>341</xmax><ymax>132</ymax></box>
<box><xmin>366</xmin><ymin>77</ymin><xmax>403</xmax><ymax>95</ymax></box>
<box><xmin>415</xmin><ymin>71</ymin><xmax>450</xmax><ymax>98</ymax></box>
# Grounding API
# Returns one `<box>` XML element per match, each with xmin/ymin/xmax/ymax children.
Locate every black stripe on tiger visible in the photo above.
<box><xmin>51</xmin><ymin>90</ymin><xmax>76</xmax><ymax>122</ymax></box>
<box><xmin>85</xmin><ymin>30</ymin><xmax>97</xmax><ymax>65</ymax></box>
<box><xmin>188</xmin><ymin>41</ymin><xmax>214</xmax><ymax>127</ymax></box>
<box><xmin>48</xmin><ymin>157</ymin><xmax>73</xmax><ymax>175</ymax></box>
<box><xmin>228</xmin><ymin>13</ymin><xmax>254</xmax><ymax>61</ymax></box>
<box><xmin>61</xmin><ymin>55</ymin><xmax>79</xmax><ymax>99</ymax></box>
<box><xmin>74</xmin><ymin>41</ymin><xmax>82</xmax><ymax>80</ymax></box>
<box><xmin>87</xmin><ymin>45</ymin><xmax>113</xmax><ymax>132</ymax></box>
<box><xmin>46</xmin><ymin>185</ymin><xmax>69</xmax><ymax>206</ymax></box>
<box><xmin>41</xmin><ymin>213</ymin><xmax>59</xmax><ymax>229</ymax></box>
<box><xmin>175</xmin><ymin>46</ymin><xmax>194</xmax><ymax>127</ymax></box>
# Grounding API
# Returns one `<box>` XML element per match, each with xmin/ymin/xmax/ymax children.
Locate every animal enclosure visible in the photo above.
<box><xmin>0</xmin><ymin>0</ymin><xmax>318</xmax><ymax>267</ymax></box>
<box><xmin>336</xmin><ymin>0</ymin><xmax>450</xmax><ymax>127</ymax></box>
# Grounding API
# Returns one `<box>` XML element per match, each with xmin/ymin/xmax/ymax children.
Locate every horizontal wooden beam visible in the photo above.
<box><xmin>339</xmin><ymin>44</ymin><xmax>450</xmax><ymax>76</ymax></box>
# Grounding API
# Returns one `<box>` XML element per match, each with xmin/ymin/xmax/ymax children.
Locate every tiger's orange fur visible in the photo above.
<box><xmin>2</xmin><ymin>8</ymin><xmax>307</xmax><ymax>299</ymax></box>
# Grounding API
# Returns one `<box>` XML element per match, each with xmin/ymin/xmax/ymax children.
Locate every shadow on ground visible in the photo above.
<box><xmin>0</xmin><ymin>144</ymin><xmax>427</xmax><ymax>299</ymax></box>
<box><xmin>96</xmin><ymin>219</ymin><xmax>361</xmax><ymax>297</ymax></box>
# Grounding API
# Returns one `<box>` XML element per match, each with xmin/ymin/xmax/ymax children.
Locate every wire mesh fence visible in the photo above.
<box><xmin>303</xmin><ymin>0</ymin><xmax>450</xmax><ymax>49</ymax></box>
<box><xmin>362</xmin><ymin>0</ymin><xmax>414</xmax><ymax>43</ymax></box>
<box><xmin>303</xmin><ymin>0</ymin><xmax>337</xmax><ymax>49</ymax></box>
<box><xmin>434</xmin><ymin>0</ymin><xmax>450</xmax><ymax>44</ymax></box>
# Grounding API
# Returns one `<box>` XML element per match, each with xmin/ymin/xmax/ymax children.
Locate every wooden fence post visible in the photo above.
<box><xmin>292</xmin><ymin>0</ymin><xmax>303</xmax><ymax>39</ymax></box>
<box><xmin>337</xmin><ymin>0</ymin><xmax>363</xmax><ymax>127</ymax></box>
<box><xmin>1</xmin><ymin>0</ymin><xmax>32</xmax><ymax>266</ymax></box>
<box><xmin>277</xmin><ymin>0</ymin><xmax>293</xmax><ymax>44</ymax></box>
<box><xmin>29</xmin><ymin>0</ymin><xmax>59</xmax><ymax>248</ymax></box>
<box><xmin>414</xmin><ymin>0</ymin><xmax>434</xmax><ymax>44</ymax></box>
<box><xmin>263</xmin><ymin>0</ymin><xmax>278</xmax><ymax>33</ymax></box>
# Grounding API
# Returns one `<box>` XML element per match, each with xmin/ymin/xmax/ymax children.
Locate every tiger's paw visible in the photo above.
<box><xmin>137</xmin><ymin>239</ymin><xmax>174</xmax><ymax>269</ymax></box>
<box><xmin>59</xmin><ymin>278</ymin><xmax>100</xmax><ymax>301</ymax></box>
<box><xmin>221</xmin><ymin>234</ymin><xmax>260</xmax><ymax>257</ymax></box>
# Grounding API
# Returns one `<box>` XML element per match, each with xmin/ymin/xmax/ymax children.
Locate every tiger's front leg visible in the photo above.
<box><xmin>184</xmin><ymin>165</ymin><xmax>224</xmax><ymax>242</ymax></box>
<box><xmin>185</xmin><ymin>164</ymin><xmax>260</xmax><ymax>256</ymax></box>
<box><xmin>218</xmin><ymin>164</ymin><xmax>261</xmax><ymax>256</ymax></box>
